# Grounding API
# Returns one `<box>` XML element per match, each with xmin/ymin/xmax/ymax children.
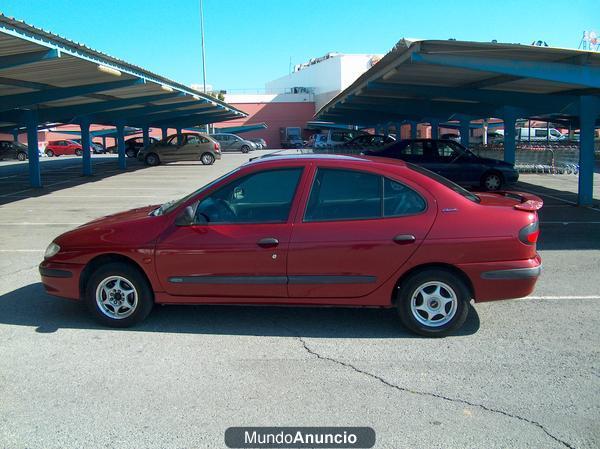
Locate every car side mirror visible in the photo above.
<box><xmin>175</xmin><ymin>206</ymin><xmax>195</xmax><ymax>226</ymax></box>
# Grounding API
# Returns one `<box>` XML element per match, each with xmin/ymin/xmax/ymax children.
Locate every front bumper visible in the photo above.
<box><xmin>39</xmin><ymin>260</ymin><xmax>84</xmax><ymax>300</ymax></box>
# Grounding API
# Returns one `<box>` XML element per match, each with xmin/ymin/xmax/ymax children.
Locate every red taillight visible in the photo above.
<box><xmin>214</xmin><ymin>143</ymin><xmax>220</xmax><ymax>152</ymax></box>
<box><xmin>519</xmin><ymin>221</ymin><xmax>539</xmax><ymax>245</ymax></box>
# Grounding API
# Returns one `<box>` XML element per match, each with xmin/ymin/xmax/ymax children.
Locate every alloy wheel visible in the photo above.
<box><xmin>95</xmin><ymin>276</ymin><xmax>138</xmax><ymax>320</ymax></box>
<box><xmin>410</xmin><ymin>281</ymin><xmax>458</xmax><ymax>328</ymax></box>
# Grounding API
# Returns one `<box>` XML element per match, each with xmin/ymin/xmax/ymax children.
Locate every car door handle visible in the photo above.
<box><xmin>393</xmin><ymin>234</ymin><xmax>416</xmax><ymax>244</ymax></box>
<box><xmin>257</xmin><ymin>237</ymin><xmax>279</xmax><ymax>248</ymax></box>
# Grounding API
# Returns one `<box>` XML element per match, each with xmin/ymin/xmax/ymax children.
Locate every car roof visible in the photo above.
<box><xmin>246</xmin><ymin>152</ymin><xmax>408</xmax><ymax>168</ymax></box>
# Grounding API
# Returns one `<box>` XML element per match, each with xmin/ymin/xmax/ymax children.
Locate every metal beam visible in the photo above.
<box><xmin>366</xmin><ymin>81</ymin><xmax>576</xmax><ymax>112</ymax></box>
<box><xmin>0</xmin><ymin>48</ymin><xmax>60</xmax><ymax>70</ymax></box>
<box><xmin>116</xmin><ymin>122</ymin><xmax>126</xmax><ymax>169</ymax></box>
<box><xmin>24</xmin><ymin>110</ymin><xmax>41</xmax><ymax>188</ymax></box>
<box><xmin>151</xmin><ymin>112</ymin><xmax>234</xmax><ymax>129</ymax></box>
<box><xmin>411</xmin><ymin>52</ymin><xmax>600</xmax><ymax>88</ymax></box>
<box><xmin>38</xmin><ymin>92</ymin><xmax>182</xmax><ymax>122</ymax></box>
<box><xmin>578</xmin><ymin>96</ymin><xmax>599</xmax><ymax>206</ymax></box>
<box><xmin>0</xmin><ymin>78</ymin><xmax>144</xmax><ymax>112</ymax></box>
<box><xmin>132</xmin><ymin>108</ymin><xmax>226</xmax><ymax>127</ymax></box>
<box><xmin>80</xmin><ymin>119</ymin><xmax>92</xmax><ymax>176</ymax></box>
<box><xmin>90</xmin><ymin>99</ymin><xmax>206</xmax><ymax>124</ymax></box>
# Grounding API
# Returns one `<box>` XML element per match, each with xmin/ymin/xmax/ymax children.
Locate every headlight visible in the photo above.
<box><xmin>44</xmin><ymin>242</ymin><xmax>61</xmax><ymax>259</ymax></box>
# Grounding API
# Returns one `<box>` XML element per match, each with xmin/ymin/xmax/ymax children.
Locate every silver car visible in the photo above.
<box><xmin>211</xmin><ymin>133</ymin><xmax>256</xmax><ymax>153</ymax></box>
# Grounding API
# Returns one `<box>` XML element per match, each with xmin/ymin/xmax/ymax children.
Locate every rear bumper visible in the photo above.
<box><xmin>39</xmin><ymin>260</ymin><xmax>83</xmax><ymax>300</ymax></box>
<box><xmin>458</xmin><ymin>255</ymin><xmax>541</xmax><ymax>302</ymax></box>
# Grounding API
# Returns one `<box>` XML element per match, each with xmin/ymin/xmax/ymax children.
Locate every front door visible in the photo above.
<box><xmin>159</xmin><ymin>135</ymin><xmax>182</xmax><ymax>162</ymax></box>
<box><xmin>155</xmin><ymin>166</ymin><xmax>305</xmax><ymax>300</ymax></box>
<box><xmin>287</xmin><ymin>166</ymin><xmax>436</xmax><ymax>301</ymax></box>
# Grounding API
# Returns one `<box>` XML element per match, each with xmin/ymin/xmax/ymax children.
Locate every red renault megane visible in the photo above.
<box><xmin>40</xmin><ymin>154</ymin><xmax>542</xmax><ymax>336</ymax></box>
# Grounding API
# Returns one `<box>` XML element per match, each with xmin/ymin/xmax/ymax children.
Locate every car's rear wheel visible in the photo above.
<box><xmin>201</xmin><ymin>152</ymin><xmax>215</xmax><ymax>165</ymax></box>
<box><xmin>396</xmin><ymin>269</ymin><xmax>469</xmax><ymax>337</ymax></box>
<box><xmin>75</xmin><ymin>149</ymin><xmax>83</xmax><ymax>156</ymax></box>
<box><xmin>46</xmin><ymin>149</ymin><xmax>54</xmax><ymax>157</ymax></box>
<box><xmin>85</xmin><ymin>262</ymin><xmax>153</xmax><ymax>327</ymax></box>
<box><xmin>481</xmin><ymin>171</ymin><xmax>503</xmax><ymax>191</ymax></box>
<box><xmin>16</xmin><ymin>152</ymin><xmax>27</xmax><ymax>161</ymax></box>
<box><xmin>145</xmin><ymin>153</ymin><xmax>160</xmax><ymax>166</ymax></box>
<box><xmin>241</xmin><ymin>145</ymin><xmax>250</xmax><ymax>154</ymax></box>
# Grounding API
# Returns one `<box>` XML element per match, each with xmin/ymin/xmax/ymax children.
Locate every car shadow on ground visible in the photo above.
<box><xmin>0</xmin><ymin>283</ymin><xmax>480</xmax><ymax>338</ymax></box>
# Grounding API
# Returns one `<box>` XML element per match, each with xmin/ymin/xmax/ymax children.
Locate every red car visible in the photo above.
<box><xmin>40</xmin><ymin>155</ymin><xmax>542</xmax><ymax>336</ymax></box>
<box><xmin>45</xmin><ymin>140</ymin><xmax>83</xmax><ymax>157</ymax></box>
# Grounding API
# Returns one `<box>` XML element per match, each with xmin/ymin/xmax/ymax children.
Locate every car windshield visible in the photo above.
<box><xmin>152</xmin><ymin>167</ymin><xmax>241</xmax><ymax>216</ymax></box>
<box><xmin>407</xmin><ymin>162</ymin><xmax>480</xmax><ymax>203</ymax></box>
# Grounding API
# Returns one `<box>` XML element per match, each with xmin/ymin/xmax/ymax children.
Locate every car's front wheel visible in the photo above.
<box><xmin>17</xmin><ymin>152</ymin><xmax>27</xmax><ymax>161</ymax></box>
<box><xmin>396</xmin><ymin>269</ymin><xmax>470</xmax><ymax>337</ymax></box>
<box><xmin>145</xmin><ymin>153</ymin><xmax>160</xmax><ymax>166</ymax></box>
<box><xmin>481</xmin><ymin>171</ymin><xmax>503</xmax><ymax>191</ymax></box>
<box><xmin>126</xmin><ymin>148</ymin><xmax>136</xmax><ymax>158</ymax></box>
<box><xmin>240</xmin><ymin>145</ymin><xmax>250</xmax><ymax>154</ymax></box>
<box><xmin>201</xmin><ymin>152</ymin><xmax>215</xmax><ymax>165</ymax></box>
<box><xmin>85</xmin><ymin>262</ymin><xmax>154</xmax><ymax>327</ymax></box>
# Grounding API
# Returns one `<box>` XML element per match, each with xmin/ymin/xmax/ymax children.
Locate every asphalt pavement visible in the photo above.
<box><xmin>0</xmin><ymin>153</ymin><xmax>598</xmax><ymax>449</ymax></box>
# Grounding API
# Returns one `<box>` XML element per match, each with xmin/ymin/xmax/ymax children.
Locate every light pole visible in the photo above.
<box><xmin>200</xmin><ymin>0</ymin><xmax>209</xmax><ymax>132</ymax></box>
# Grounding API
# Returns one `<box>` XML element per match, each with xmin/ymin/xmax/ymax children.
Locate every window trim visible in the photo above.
<box><xmin>192</xmin><ymin>167</ymin><xmax>305</xmax><ymax>226</ymax></box>
<box><xmin>302</xmin><ymin>167</ymin><xmax>428</xmax><ymax>223</ymax></box>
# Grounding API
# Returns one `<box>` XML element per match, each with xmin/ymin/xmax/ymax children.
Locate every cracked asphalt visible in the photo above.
<box><xmin>0</xmin><ymin>154</ymin><xmax>598</xmax><ymax>449</ymax></box>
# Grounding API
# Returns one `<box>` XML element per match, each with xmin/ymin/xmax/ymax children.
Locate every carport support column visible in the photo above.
<box><xmin>12</xmin><ymin>129</ymin><xmax>19</xmax><ymax>142</ymax></box>
<box><xmin>176</xmin><ymin>129</ymin><xmax>183</xmax><ymax>146</ymax></box>
<box><xmin>161</xmin><ymin>127</ymin><xmax>168</xmax><ymax>140</ymax></box>
<box><xmin>578</xmin><ymin>96</ymin><xmax>599</xmax><ymax>206</ymax></box>
<box><xmin>502</xmin><ymin>110</ymin><xmax>518</xmax><ymax>165</ymax></box>
<box><xmin>116</xmin><ymin>122</ymin><xmax>126</xmax><ymax>170</ymax></box>
<box><xmin>430</xmin><ymin>120</ymin><xmax>439</xmax><ymax>140</ymax></box>
<box><xmin>410</xmin><ymin>122</ymin><xmax>417</xmax><ymax>139</ymax></box>
<box><xmin>79</xmin><ymin>119</ymin><xmax>92</xmax><ymax>176</ymax></box>
<box><xmin>25</xmin><ymin>110</ymin><xmax>41</xmax><ymax>188</ymax></box>
<box><xmin>460</xmin><ymin>120</ymin><xmax>470</xmax><ymax>148</ymax></box>
<box><xmin>142</xmin><ymin>127</ymin><xmax>150</xmax><ymax>149</ymax></box>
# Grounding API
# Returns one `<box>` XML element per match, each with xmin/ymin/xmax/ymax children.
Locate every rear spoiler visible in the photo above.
<box><xmin>496</xmin><ymin>191</ymin><xmax>544</xmax><ymax>211</ymax></box>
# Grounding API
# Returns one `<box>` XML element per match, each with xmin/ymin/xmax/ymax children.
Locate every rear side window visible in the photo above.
<box><xmin>304</xmin><ymin>168</ymin><xmax>426</xmax><ymax>222</ymax></box>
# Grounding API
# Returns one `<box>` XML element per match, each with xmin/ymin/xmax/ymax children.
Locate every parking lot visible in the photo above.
<box><xmin>0</xmin><ymin>154</ymin><xmax>599</xmax><ymax>449</ymax></box>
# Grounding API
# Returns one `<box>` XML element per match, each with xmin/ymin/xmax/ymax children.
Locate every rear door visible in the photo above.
<box><xmin>287</xmin><ymin>164</ymin><xmax>436</xmax><ymax>301</ymax></box>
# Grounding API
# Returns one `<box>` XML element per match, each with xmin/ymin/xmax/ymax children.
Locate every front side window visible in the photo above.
<box><xmin>167</xmin><ymin>135</ymin><xmax>179</xmax><ymax>146</ymax></box>
<box><xmin>195</xmin><ymin>168</ymin><xmax>303</xmax><ymax>224</ymax></box>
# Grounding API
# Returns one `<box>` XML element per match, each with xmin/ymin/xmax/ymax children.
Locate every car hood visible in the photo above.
<box><xmin>477</xmin><ymin>157</ymin><xmax>514</xmax><ymax>168</ymax></box>
<box><xmin>55</xmin><ymin>205</ymin><xmax>169</xmax><ymax>249</ymax></box>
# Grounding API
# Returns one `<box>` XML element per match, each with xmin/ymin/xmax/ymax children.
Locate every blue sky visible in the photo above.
<box><xmin>1</xmin><ymin>0</ymin><xmax>596</xmax><ymax>90</ymax></box>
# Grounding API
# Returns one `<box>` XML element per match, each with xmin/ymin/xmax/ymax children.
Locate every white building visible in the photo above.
<box><xmin>265</xmin><ymin>52</ymin><xmax>382</xmax><ymax>111</ymax></box>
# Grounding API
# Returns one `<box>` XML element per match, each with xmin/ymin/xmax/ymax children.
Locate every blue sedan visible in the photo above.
<box><xmin>363</xmin><ymin>139</ymin><xmax>518</xmax><ymax>191</ymax></box>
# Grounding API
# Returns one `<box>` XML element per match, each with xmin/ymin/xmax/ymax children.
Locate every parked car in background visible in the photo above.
<box><xmin>40</xmin><ymin>154</ymin><xmax>542</xmax><ymax>336</ymax></box>
<box><xmin>138</xmin><ymin>133</ymin><xmax>221</xmax><ymax>166</ymax></box>
<box><xmin>44</xmin><ymin>140</ymin><xmax>84</xmax><ymax>157</ymax></box>
<box><xmin>124</xmin><ymin>136</ymin><xmax>159</xmax><ymax>158</ymax></box>
<box><xmin>211</xmin><ymin>133</ymin><xmax>256</xmax><ymax>153</ymax></box>
<box><xmin>280</xmin><ymin>127</ymin><xmax>304</xmax><ymax>148</ymax></box>
<box><xmin>439</xmin><ymin>133</ymin><xmax>460</xmax><ymax>142</ymax></box>
<box><xmin>91</xmin><ymin>142</ymin><xmax>106</xmax><ymax>154</ymax></box>
<box><xmin>312</xmin><ymin>130</ymin><xmax>362</xmax><ymax>149</ymax></box>
<box><xmin>345</xmin><ymin>133</ymin><xmax>396</xmax><ymax>150</ymax></box>
<box><xmin>363</xmin><ymin>139</ymin><xmax>518</xmax><ymax>191</ymax></box>
<box><xmin>250</xmin><ymin>138</ymin><xmax>267</xmax><ymax>149</ymax></box>
<box><xmin>515</xmin><ymin>127</ymin><xmax>566</xmax><ymax>141</ymax></box>
<box><xmin>0</xmin><ymin>140</ymin><xmax>29</xmax><ymax>161</ymax></box>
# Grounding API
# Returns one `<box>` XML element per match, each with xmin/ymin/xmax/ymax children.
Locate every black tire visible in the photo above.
<box><xmin>84</xmin><ymin>262</ymin><xmax>154</xmax><ymax>328</ymax></box>
<box><xmin>126</xmin><ymin>148</ymin><xmax>136</xmax><ymax>158</ymax></box>
<box><xmin>75</xmin><ymin>148</ymin><xmax>83</xmax><ymax>156</ymax></box>
<box><xmin>46</xmin><ymin>149</ymin><xmax>54</xmax><ymax>157</ymax></box>
<box><xmin>396</xmin><ymin>268</ymin><xmax>470</xmax><ymax>337</ymax></box>
<box><xmin>200</xmin><ymin>152</ymin><xmax>215</xmax><ymax>165</ymax></box>
<box><xmin>16</xmin><ymin>152</ymin><xmax>27</xmax><ymax>161</ymax></box>
<box><xmin>145</xmin><ymin>153</ymin><xmax>160</xmax><ymax>166</ymax></box>
<box><xmin>240</xmin><ymin>145</ymin><xmax>250</xmax><ymax>154</ymax></box>
<box><xmin>481</xmin><ymin>171</ymin><xmax>503</xmax><ymax>191</ymax></box>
